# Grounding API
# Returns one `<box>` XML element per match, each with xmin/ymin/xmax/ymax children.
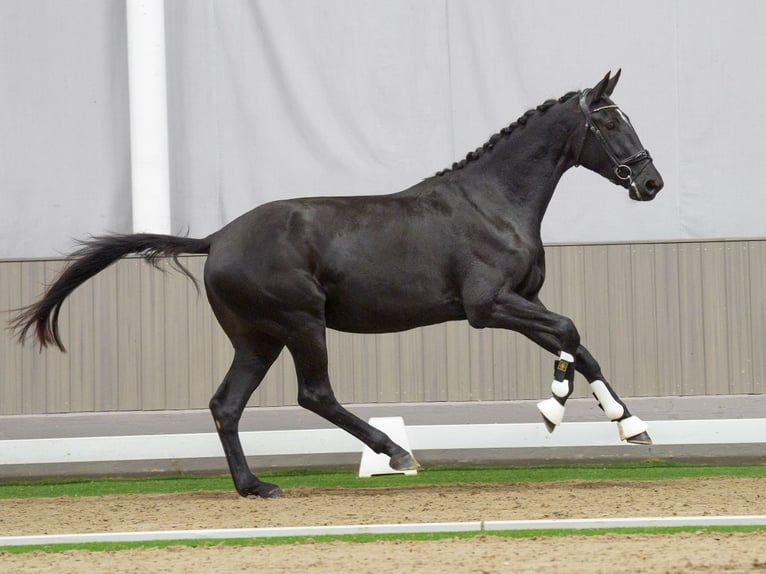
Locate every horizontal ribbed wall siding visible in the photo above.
<box><xmin>1</xmin><ymin>240</ymin><xmax>764</xmax><ymax>415</ymax></box>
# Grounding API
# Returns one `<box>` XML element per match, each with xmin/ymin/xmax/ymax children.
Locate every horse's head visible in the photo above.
<box><xmin>573</xmin><ymin>70</ymin><xmax>664</xmax><ymax>201</ymax></box>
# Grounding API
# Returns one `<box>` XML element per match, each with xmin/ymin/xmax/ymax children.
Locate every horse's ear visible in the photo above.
<box><xmin>605</xmin><ymin>68</ymin><xmax>621</xmax><ymax>96</ymax></box>
<box><xmin>590</xmin><ymin>71</ymin><xmax>612</xmax><ymax>102</ymax></box>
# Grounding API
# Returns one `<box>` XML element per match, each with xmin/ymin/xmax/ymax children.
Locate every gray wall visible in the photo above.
<box><xmin>2</xmin><ymin>238</ymin><xmax>764</xmax><ymax>415</ymax></box>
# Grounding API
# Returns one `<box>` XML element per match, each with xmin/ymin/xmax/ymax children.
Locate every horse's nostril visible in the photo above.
<box><xmin>646</xmin><ymin>179</ymin><xmax>662</xmax><ymax>194</ymax></box>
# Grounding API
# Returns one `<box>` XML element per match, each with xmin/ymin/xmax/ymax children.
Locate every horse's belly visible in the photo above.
<box><xmin>323</xmin><ymin>289</ymin><xmax>465</xmax><ymax>334</ymax></box>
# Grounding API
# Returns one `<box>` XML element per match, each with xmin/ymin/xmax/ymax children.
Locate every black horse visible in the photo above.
<box><xmin>12</xmin><ymin>71</ymin><xmax>663</xmax><ymax>498</ymax></box>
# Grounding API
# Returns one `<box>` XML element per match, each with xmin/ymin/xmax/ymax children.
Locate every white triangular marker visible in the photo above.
<box><xmin>358</xmin><ymin>416</ymin><xmax>417</xmax><ymax>478</ymax></box>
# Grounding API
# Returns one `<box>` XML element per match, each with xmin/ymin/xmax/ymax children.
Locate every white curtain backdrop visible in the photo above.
<box><xmin>2</xmin><ymin>0</ymin><xmax>765</xmax><ymax>257</ymax></box>
<box><xmin>0</xmin><ymin>0</ymin><xmax>131</xmax><ymax>258</ymax></box>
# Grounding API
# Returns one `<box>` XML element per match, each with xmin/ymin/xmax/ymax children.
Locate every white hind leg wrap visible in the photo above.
<box><xmin>589</xmin><ymin>380</ymin><xmax>625</xmax><ymax>421</ymax></box>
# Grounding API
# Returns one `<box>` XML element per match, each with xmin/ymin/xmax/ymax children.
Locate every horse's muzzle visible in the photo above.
<box><xmin>629</xmin><ymin>163</ymin><xmax>664</xmax><ymax>201</ymax></box>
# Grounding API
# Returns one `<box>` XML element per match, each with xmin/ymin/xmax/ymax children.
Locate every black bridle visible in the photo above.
<box><xmin>574</xmin><ymin>89</ymin><xmax>652</xmax><ymax>187</ymax></box>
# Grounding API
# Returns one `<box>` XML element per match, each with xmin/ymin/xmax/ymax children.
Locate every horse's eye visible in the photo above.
<box><xmin>605</xmin><ymin>120</ymin><xmax>616</xmax><ymax>130</ymax></box>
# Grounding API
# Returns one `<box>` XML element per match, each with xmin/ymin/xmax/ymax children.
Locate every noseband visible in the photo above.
<box><xmin>574</xmin><ymin>89</ymin><xmax>651</xmax><ymax>186</ymax></box>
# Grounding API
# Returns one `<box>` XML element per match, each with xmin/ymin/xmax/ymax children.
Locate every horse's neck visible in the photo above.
<box><xmin>470</xmin><ymin>110</ymin><xmax>579</xmax><ymax>234</ymax></box>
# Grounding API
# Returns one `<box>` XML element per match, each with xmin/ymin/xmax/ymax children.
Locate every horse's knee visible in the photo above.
<box><xmin>555</xmin><ymin>316</ymin><xmax>580</xmax><ymax>351</ymax></box>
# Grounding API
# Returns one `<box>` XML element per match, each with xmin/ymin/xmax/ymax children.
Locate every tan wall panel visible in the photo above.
<box><xmin>749</xmin><ymin>242</ymin><xmax>766</xmax><ymax>395</ymax></box>
<box><xmin>1</xmin><ymin>261</ymin><xmax>23</xmax><ymax>414</ymax></box>
<box><xmin>653</xmin><ymin>243</ymin><xmax>683</xmax><ymax>396</ymax></box>
<box><xmin>724</xmin><ymin>243</ymin><xmax>753</xmax><ymax>394</ymax></box>
<box><xmin>1</xmin><ymin>239</ymin><xmax>765</xmax><ymax>415</ymax></box>
<box><xmin>678</xmin><ymin>243</ymin><xmax>707</xmax><ymax>394</ymax></box>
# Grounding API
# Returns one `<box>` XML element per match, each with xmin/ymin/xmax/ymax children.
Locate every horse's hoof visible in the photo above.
<box><xmin>542</xmin><ymin>416</ymin><xmax>557</xmax><ymax>434</ymax></box>
<box><xmin>259</xmin><ymin>484</ymin><xmax>284</xmax><ymax>498</ymax></box>
<box><xmin>389</xmin><ymin>450</ymin><xmax>421</xmax><ymax>471</ymax></box>
<box><xmin>237</xmin><ymin>481</ymin><xmax>283</xmax><ymax>499</ymax></box>
<box><xmin>626</xmin><ymin>431</ymin><xmax>653</xmax><ymax>446</ymax></box>
<box><xmin>537</xmin><ymin>397</ymin><xmax>565</xmax><ymax>433</ymax></box>
<box><xmin>617</xmin><ymin>415</ymin><xmax>650</xmax><ymax>444</ymax></box>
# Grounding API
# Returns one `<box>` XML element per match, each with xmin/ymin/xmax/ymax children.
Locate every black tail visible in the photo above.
<box><xmin>10</xmin><ymin>233</ymin><xmax>211</xmax><ymax>352</ymax></box>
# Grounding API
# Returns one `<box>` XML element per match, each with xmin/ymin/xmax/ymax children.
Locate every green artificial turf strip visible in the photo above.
<box><xmin>1</xmin><ymin>461</ymin><xmax>765</xmax><ymax>499</ymax></box>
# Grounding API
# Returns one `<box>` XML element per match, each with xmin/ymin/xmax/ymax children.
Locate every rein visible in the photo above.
<box><xmin>574</xmin><ymin>89</ymin><xmax>651</xmax><ymax>186</ymax></box>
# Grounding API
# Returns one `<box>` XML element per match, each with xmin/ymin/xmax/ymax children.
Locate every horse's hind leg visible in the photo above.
<box><xmin>210</xmin><ymin>336</ymin><xmax>285</xmax><ymax>498</ymax></box>
<box><xmin>288</xmin><ymin>326</ymin><xmax>419</xmax><ymax>471</ymax></box>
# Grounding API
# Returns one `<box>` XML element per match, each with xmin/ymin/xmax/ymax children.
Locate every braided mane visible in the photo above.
<box><xmin>435</xmin><ymin>90</ymin><xmax>580</xmax><ymax>177</ymax></box>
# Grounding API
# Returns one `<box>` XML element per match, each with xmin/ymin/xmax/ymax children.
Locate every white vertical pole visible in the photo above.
<box><xmin>126</xmin><ymin>0</ymin><xmax>171</xmax><ymax>234</ymax></box>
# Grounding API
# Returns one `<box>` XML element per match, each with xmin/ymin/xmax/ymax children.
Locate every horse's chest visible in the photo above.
<box><xmin>517</xmin><ymin>263</ymin><xmax>545</xmax><ymax>298</ymax></box>
<box><xmin>496</xmin><ymin>246</ymin><xmax>545</xmax><ymax>298</ymax></box>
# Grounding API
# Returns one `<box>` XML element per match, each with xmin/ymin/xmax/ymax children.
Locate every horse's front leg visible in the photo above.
<box><xmin>569</xmin><ymin>345</ymin><xmax>652</xmax><ymax>444</ymax></box>
<box><xmin>465</xmin><ymin>291</ymin><xmax>651</xmax><ymax>444</ymax></box>
<box><xmin>536</xmin><ymin>343</ymin><xmax>651</xmax><ymax>444</ymax></box>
